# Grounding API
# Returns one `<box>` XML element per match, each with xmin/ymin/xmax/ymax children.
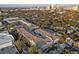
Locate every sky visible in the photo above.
<box><xmin>0</xmin><ymin>4</ymin><xmax>78</xmax><ymax>8</ymax></box>
<box><xmin>0</xmin><ymin>4</ymin><xmax>48</xmax><ymax>8</ymax></box>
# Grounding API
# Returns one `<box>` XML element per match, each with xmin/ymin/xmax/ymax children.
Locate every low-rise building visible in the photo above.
<box><xmin>0</xmin><ymin>31</ymin><xmax>18</xmax><ymax>54</ymax></box>
<box><xmin>0</xmin><ymin>45</ymin><xmax>18</xmax><ymax>54</ymax></box>
<box><xmin>3</xmin><ymin>17</ymin><xmax>24</xmax><ymax>24</ymax></box>
<box><xmin>0</xmin><ymin>31</ymin><xmax>14</xmax><ymax>49</ymax></box>
<box><xmin>17</xmin><ymin>28</ymin><xmax>54</xmax><ymax>50</ymax></box>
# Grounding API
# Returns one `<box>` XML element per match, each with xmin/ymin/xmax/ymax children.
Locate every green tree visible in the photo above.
<box><xmin>28</xmin><ymin>46</ymin><xmax>43</xmax><ymax>54</ymax></box>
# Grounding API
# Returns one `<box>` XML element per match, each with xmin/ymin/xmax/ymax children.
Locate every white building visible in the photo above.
<box><xmin>3</xmin><ymin>17</ymin><xmax>24</xmax><ymax>24</ymax></box>
<box><xmin>65</xmin><ymin>6</ymin><xmax>79</xmax><ymax>11</ymax></box>
<box><xmin>72</xmin><ymin>6</ymin><xmax>79</xmax><ymax>10</ymax></box>
<box><xmin>0</xmin><ymin>31</ymin><xmax>14</xmax><ymax>49</ymax></box>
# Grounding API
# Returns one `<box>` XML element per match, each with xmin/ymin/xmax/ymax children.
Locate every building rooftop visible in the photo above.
<box><xmin>0</xmin><ymin>31</ymin><xmax>14</xmax><ymax>45</ymax></box>
<box><xmin>3</xmin><ymin>17</ymin><xmax>24</xmax><ymax>23</ymax></box>
<box><xmin>17</xmin><ymin>28</ymin><xmax>53</xmax><ymax>49</ymax></box>
<box><xmin>0</xmin><ymin>45</ymin><xmax>18</xmax><ymax>54</ymax></box>
<box><xmin>3</xmin><ymin>17</ymin><xmax>19</xmax><ymax>21</ymax></box>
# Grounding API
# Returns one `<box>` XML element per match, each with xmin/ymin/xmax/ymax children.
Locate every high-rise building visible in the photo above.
<box><xmin>47</xmin><ymin>4</ymin><xmax>54</xmax><ymax>10</ymax></box>
<box><xmin>47</xmin><ymin>4</ymin><xmax>64</xmax><ymax>10</ymax></box>
<box><xmin>72</xmin><ymin>6</ymin><xmax>79</xmax><ymax>10</ymax></box>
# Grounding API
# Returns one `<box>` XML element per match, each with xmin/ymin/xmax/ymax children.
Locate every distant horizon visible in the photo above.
<box><xmin>0</xmin><ymin>4</ymin><xmax>78</xmax><ymax>8</ymax></box>
<box><xmin>0</xmin><ymin>4</ymin><xmax>48</xmax><ymax>8</ymax></box>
